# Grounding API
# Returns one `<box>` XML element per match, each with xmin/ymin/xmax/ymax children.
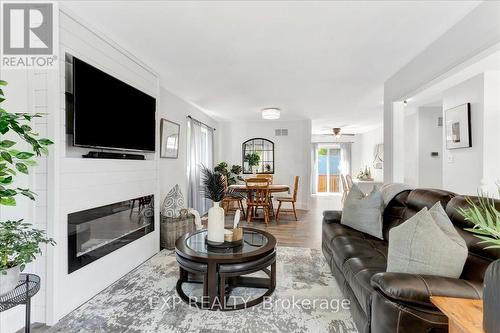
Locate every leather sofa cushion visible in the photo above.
<box><xmin>371</xmin><ymin>272</ymin><xmax>482</xmax><ymax>308</ymax></box>
<box><xmin>323</xmin><ymin>221</ymin><xmax>388</xmax><ymax>315</ymax></box>
<box><xmin>323</xmin><ymin>210</ymin><xmax>342</xmax><ymax>224</ymax></box>
<box><xmin>343</xmin><ymin>256</ymin><xmax>387</xmax><ymax>314</ymax></box>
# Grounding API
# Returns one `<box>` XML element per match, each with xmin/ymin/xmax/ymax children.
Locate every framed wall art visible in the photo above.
<box><xmin>160</xmin><ymin>119</ymin><xmax>180</xmax><ymax>158</ymax></box>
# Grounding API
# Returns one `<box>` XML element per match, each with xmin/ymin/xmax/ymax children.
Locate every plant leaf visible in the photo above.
<box><xmin>0</xmin><ymin>140</ymin><xmax>15</xmax><ymax>148</ymax></box>
<box><xmin>16</xmin><ymin>152</ymin><xmax>34</xmax><ymax>159</ymax></box>
<box><xmin>0</xmin><ymin>197</ymin><xmax>16</xmax><ymax>206</ymax></box>
<box><xmin>1</xmin><ymin>151</ymin><xmax>12</xmax><ymax>164</ymax></box>
<box><xmin>15</xmin><ymin>163</ymin><xmax>28</xmax><ymax>174</ymax></box>
<box><xmin>38</xmin><ymin>138</ymin><xmax>54</xmax><ymax>146</ymax></box>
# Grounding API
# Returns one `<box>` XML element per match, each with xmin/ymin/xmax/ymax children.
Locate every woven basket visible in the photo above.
<box><xmin>160</xmin><ymin>214</ymin><xmax>195</xmax><ymax>250</ymax></box>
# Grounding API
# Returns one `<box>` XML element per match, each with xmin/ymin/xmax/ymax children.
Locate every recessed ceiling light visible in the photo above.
<box><xmin>262</xmin><ymin>108</ymin><xmax>280</xmax><ymax>120</ymax></box>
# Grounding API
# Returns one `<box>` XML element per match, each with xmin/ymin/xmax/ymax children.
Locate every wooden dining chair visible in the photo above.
<box><xmin>245</xmin><ymin>178</ymin><xmax>272</xmax><ymax>224</ymax></box>
<box><xmin>222</xmin><ymin>176</ymin><xmax>246</xmax><ymax>219</ymax></box>
<box><xmin>341</xmin><ymin>174</ymin><xmax>349</xmax><ymax>203</ymax></box>
<box><xmin>276</xmin><ymin>176</ymin><xmax>299</xmax><ymax>221</ymax></box>
<box><xmin>256</xmin><ymin>174</ymin><xmax>273</xmax><ymax>184</ymax></box>
<box><xmin>256</xmin><ymin>174</ymin><xmax>275</xmax><ymax>215</ymax></box>
<box><xmin>346</xmin><ymin>174</ymin><xmax>353</xmax><ymax>190</ymax></box>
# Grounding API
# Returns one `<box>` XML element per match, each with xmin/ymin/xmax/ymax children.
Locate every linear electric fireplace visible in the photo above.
<box><xmin>68</xmin><ymin>195</ymin><xmax>154</xmax><ymax>273</ymax></box>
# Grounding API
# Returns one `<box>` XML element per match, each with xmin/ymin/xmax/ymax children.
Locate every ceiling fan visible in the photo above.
<box><xmin>324</xmin><ymin>127</ymin><xmax>355</xmax><ymax>138</ymax></box>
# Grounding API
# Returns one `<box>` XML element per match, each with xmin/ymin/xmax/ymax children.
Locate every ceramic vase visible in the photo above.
<box><xmin>483</xmin><ymin>259</ymin><xmax>500</xmax><ymax>333</ymax></box>
<box><xmin>207</xmin><ymin>201</ymin><xmax>225</xmax><ymax>243</ymax></box>
<box><xmin>251</xmin><ymin>165</ymin><xmax>258</xmax><ymax>175</ymax></box>
<box><xmin>0</xmin><ymin>265</ymin><xmax>20</xmax><ymax>296</ymax></box>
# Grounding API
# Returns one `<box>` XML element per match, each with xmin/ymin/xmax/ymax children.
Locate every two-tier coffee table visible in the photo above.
<box><xmin>175</xmin><ymin>227</ymin><xmax>276</xmax><ymax>311</ymax></box>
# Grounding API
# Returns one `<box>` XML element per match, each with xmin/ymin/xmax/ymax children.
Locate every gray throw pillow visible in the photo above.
<box><xmin>387</xmin><ymin>202</ymin><xmax>468</xmax><ymax>278</ymax></box>
<box><xmin>341</xmin><ymin>184</ymin><xmax>384</xmax><ymax>239</ymax></box>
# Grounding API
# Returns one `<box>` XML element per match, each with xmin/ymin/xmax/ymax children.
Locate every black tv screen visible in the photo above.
<box><xmin>73</xmin><ymin>57</ymin><xmax>156</xmax><ymax>152</ymax></box>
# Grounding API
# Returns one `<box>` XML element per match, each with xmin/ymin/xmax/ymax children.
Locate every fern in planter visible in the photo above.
<box><xmin>458</xmin><ymin>185</ymin><xmax>500</xmax><ymax>333</ymax></box>
<box><xmin>458</xmin><ymin>186</ymin><xmax>500</xmax><ymax>248</ymax></box>
<box><xmin>0</xmin><ymin>80</ymin><xmax>54</xmax><ymax>294</ymax></box>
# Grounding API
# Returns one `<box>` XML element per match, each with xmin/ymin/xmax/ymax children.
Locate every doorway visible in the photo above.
<box><xmin>315</xmin><ymin>146</ymin><xmax>341</xmax><ymax>193</ymax></box>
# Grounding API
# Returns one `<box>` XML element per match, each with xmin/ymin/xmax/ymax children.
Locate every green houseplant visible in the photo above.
<box><xmin>214</xmin><ymin>162</ymin><xmax>243</xmax><ymax>185</ymax></box>
<box><xmin>0</xmin><ymin>80</ymin><xmax>55</xmax><ymax>295</ymax></box>
<box><xmin>244</xmin><ymin>153</ymin><xmax>260</xmax><ymax>174</ymax></box>
<box><xmin>458</xmin><ymin>186</ymin><xmax>500</xmax><ymax>333</ymax></box>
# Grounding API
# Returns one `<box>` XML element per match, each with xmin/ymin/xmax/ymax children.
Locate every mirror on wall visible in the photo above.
<box><xmin>242</xmin><ymin>138</ymin><xmax>274</xmax><ymax>174</ymax></box>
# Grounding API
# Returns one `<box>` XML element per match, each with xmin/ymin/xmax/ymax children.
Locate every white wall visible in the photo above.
<box><xmin>158</xmin><ymin>88</ymin><xmax>218</xmax><ymax>203</ymax></box>
<box><xmin>418</xmin><ymin>106</ymin><xmax>443</xmax><ymax>188</ymax></box>
<box><xmin>354</xmin><ymin>126</ymin><xmax>383</xmax><ymax>182</ymax></box>
<box><xmin>482</xmin><ymin>71</ymin><xmax>500</xmax><ymax>197</ymax></box>
<box><xmin>404</xmin><ymin>110</ymin><xmax>418</xmax><ymax>186</ymax></box>
<box><xmin>441</xmin><ymin>72</ymin><xmax>500</xmax><ymax>197</ymax></box>
<box><xmin>442</xmin><ymin>74</ymin><xmax>484</xmax><ymax>195</ymax></box>
<box><xmin>384</xmin><ymin>1</ymin><xmax>500</xmax><ymax>182</ymax></box>
<box><xmin>218</xmin><ymin>120</ymin><xmax>311</xmax><ymax>209</ymax></box>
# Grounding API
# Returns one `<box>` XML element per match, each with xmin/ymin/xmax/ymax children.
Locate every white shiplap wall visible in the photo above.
<box><xmin>45</xmin><ymin>8</ymin><xmax>160</xmax><ymax>325</ymax></box>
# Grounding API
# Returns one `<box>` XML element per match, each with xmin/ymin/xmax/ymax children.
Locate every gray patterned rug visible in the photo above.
<box><xmin>48</xmin><ymin>247</ymin><xmax>357</xmax><ymax>333</ymax></box>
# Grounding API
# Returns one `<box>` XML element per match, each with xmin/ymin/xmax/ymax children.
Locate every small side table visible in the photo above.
<box><xmin>0</xmin><ymin>274</ymin><xmax>41</xmax><ymax>333</ymax></box>
<box><xmin>431</xmin><ymin>296</ymin><xmax>484</xmax><ymax>333</ymax></box>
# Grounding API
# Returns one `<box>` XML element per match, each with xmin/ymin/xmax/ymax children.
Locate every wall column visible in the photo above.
<box><xmin>383</xmin><ymin>101</ymin><xmax>405</xmax><ymax>183</ymax></box>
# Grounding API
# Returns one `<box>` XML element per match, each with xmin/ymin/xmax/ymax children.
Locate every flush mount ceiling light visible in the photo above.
<box><xmin>261</xmin><ymin>108</ymin><xmax>281</xmax><ymax>120</ymax></box>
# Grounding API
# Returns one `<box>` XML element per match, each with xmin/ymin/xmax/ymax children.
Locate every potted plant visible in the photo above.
<box><xmin>201</xmin><ymin>166</ymin><xmax>226</xmax><ymax>243</ymax></box>
<box><xmin>0</xmin><ymin>80</ymin><xmax>54</xmax><ymax>295</ymax></box>
<box><xmin>244</xmin><ymin>153</ymin><xmax>260</xmax><ymax>174</ymax></box>
<box><xmin>1</xmin><ymin>220</ymin><xmax>55</xmax><ymax>295</ymax></box>
<box><xmin>214</xmin><ymin>162</ymin><xmax>244</xmax><ymax>185</ymax></box>
<box><xmin>458</xmin><ymin>186</ymin><xmax>500</xmax><ymax>333</ymax></box>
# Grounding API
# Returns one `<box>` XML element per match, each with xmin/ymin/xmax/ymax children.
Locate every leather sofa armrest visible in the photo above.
<box><xmin>371</xmin><ymin>272</ymin><xmax>483</xmax><ymax>308</ymax></box>
<box><xmin>323</xmin><ymin>210</ymin><xmax>342</xmax><ymax>224</ymax></box>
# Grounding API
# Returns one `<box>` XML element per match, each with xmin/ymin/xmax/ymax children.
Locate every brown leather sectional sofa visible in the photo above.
<box><xmin>322</xmin><ymin>188</ymin><xmax>500</xmax><ymax>333</ymax></box>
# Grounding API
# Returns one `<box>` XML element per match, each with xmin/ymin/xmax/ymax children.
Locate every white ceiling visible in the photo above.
<box><xmin>62</xmin><ymin>1</ymin><xmax>481</xmax><ymax>133</ymax></box>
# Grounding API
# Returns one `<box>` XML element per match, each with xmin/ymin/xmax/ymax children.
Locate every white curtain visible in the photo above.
<box><xmin>311</xmin><ymin>143</ymin><xmax>319</xmax><ymax>194</ymax></box>
<box><xmin>339</xmin><ymin>143</ymin><xmax>352</xmax><ymax>176</ymax></box>
<box><xmin>187</xmin><ymin>117</ymin><xmax>214</xmax><ymax>215</ymax></box>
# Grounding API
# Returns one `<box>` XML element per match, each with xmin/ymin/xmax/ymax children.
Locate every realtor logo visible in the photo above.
<box><xmin>1</xmin><ymin>2</ymin><xmax>58</xmax><ymax>68</ymax></box>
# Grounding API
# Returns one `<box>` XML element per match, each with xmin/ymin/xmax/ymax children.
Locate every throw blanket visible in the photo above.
<box><xmin>379</xmin><ymin>183</ymin><xmax>414</xmax><ymax>207</ymax></box>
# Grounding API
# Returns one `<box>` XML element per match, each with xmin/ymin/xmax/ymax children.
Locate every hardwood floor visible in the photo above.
<box><xmin>225</xmin><ymin>194</ymin><xmax>342</xmax><ymax>249</ymax></box>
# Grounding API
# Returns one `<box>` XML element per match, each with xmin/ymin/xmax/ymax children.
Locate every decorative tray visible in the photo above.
<box><xmin>205</xmin><ymin>236</ymin><xmax>243</xmax><ymax>249</ymax></box>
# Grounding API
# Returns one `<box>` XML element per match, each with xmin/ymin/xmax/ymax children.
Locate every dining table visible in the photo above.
<box><xmin>228</xmin><ymin>184</ymin><xmax>290</xmax><ymax>194</ymax></box>
<box><xmin>228</xmin><ymin>184</ymin><xmax>290</xmax><ymax>219</ymax></box>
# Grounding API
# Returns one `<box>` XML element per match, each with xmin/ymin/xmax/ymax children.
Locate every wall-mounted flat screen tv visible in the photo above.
<box><xmin>72</xmin><ymin>57</ymin><xmax>156</xmax><ymax>152</ymax></box>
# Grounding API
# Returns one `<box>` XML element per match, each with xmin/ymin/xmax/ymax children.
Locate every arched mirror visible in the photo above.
<box><xmin>242</xmin><ymin>138</ymin><xmax>274</xmax><ymax>174</ymax></box>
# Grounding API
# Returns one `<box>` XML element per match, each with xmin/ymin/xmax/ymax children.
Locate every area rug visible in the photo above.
<box><xmin>48</xmin><ymin>247</ymin><xmax>357</xmax><ymax>333</ymax></box>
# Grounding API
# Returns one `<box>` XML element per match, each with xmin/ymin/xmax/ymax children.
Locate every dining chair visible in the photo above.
<box><xmin>341</xmin><ymin>174</ymin><xmax>349</xmax><ymax>203</ymax></box>
<box><xmin>346</xmin><ymin>174</ymin><xmax>353</xmax><ymax>190</ymax></box>
<box><xmin>256</xmin><ymin>174</ymin><xmax>273</xmax><ymax>184</ymax></box>
<box><xmin>256</xmin><ymin>174</ymin><xmax>275</xmax><ymax>215</ymax></box>
<box><xmin>245</xmin><ymin>178</ymin><xmax>272</xmax><ymax>224</ymax></box>
<box><xmin>276</xmin><ymin>176</ymin><xmax>299</xmax><ymax>221</ymax></box>
<box><xmin>222</xmin><ymin>176</ymin><xmax>246</xmax><ymax>219</ymax></box>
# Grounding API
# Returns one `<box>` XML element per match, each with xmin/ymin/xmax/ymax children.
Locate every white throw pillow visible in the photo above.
<box><xmin>341</xmin><ymin>184</ymin><xmax>384</xmax><ymax>239</ymax></box>
<box><xmin>387</xmin><ymin>202</ymin><xmax>468</xmax><ymax>278</ymax></box>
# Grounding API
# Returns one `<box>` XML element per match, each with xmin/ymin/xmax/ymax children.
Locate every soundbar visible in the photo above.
<box><xmin>82</xmin><ymin>151</ymin><xmax>145</xmax><ymax>160</ymax></box>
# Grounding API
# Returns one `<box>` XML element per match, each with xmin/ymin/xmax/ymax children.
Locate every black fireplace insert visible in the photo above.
<box><xmin>68</xmin><ymin>195</ymin><xmax>154</xmax><ymax>273</ymax></box>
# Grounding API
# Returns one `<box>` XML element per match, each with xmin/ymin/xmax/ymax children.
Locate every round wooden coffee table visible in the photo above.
<box><xmin>175</xmin><ymin>227</ymin><xmax>276</xmax><ymax>311</ymax></box>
